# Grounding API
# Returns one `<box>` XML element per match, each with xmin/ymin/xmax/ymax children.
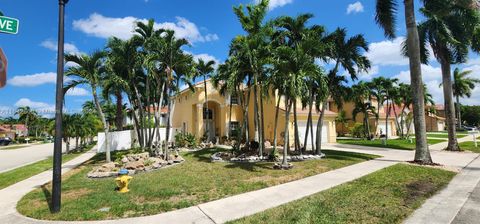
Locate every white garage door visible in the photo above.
<box><xmin>297</xmin><ymin>121</ymin><xmax>328</xmax><ymax>148</ymax></box>
<box><xmin>377</xmin><ymin>122</ymin><xmax>393</xmax><ymax>137</ymax></box>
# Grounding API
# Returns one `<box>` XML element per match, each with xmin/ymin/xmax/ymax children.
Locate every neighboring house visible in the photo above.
<box><xmin>169</xmin><ymin>79</ymin><xmax>338</xmax><ymax>147</ymax></box>
<box><xmin>124</xmin><ymin>107</ymin><xmax>168</xmax><ymax>128</ymax></box>
<box><xmin>434</xmin><ymin>104</ymin><xmax>446</xmax><ymax>118</ymax></box>
<box><xmin>0</xmin><ymin>124</ymin><xmax>27</xmax><ymax>138</ymax></box>
<box><xmin>425</xmin><ymin>106</ymin><xmax>446</xmax><ymax>132</ymax></box>
<box><xmin>329</xmin><ymin>99</ymin><xmax>397</xmax><ymax>138</ymax></box>
<box><xmin>0</xmin><ymin>126</ymin><xmax>15</xmax><ymax>139</ymax></box>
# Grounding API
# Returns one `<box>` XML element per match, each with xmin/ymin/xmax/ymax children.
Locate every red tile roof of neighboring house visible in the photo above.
<box><xmin>434</xmin><ymin>104</ymin><xmax>445</xmax><ymax>111</ymax></box>
<box><xmin>0</xmin><ymin>126</ymin><xmax>15</xmax><ymax>133</ymax></box>
<box><xmin>12</xmin><ymin>124</ymin><xmax>27</xmax><ymax>131</ymax></box>
<box><xmin>146</xmin><ymin>106</ymin><xmax>168</xmax><ymax>114</ymax></box>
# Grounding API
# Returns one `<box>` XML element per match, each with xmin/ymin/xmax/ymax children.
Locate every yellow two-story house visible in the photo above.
<box><xmin>169</xmin><ymin>79</ymin><xmax>338</xmax><ymax>147</ymax></box>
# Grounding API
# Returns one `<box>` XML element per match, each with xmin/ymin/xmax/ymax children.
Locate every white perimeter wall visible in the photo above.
<box><xmin>97</xmin><ymin>128</ymin><xmax>176</xmax><ymax>153</ymax></box>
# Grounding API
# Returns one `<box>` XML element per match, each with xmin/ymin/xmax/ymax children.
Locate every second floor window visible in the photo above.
<box><xmin>230</xmin><ymin>95</ymin><xmax>239</xmax><ymax>105</ymax></box>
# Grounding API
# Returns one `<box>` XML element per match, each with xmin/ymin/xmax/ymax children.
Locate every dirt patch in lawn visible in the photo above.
<box><xmin>63</xmin><ymin>188</ymin><xmax>93</xmax><ymax>201</ymax></box>
<box><xmin>404</xmin><ymin>180</ymin><xmax>436</xmax><ymax>206</ymax></box>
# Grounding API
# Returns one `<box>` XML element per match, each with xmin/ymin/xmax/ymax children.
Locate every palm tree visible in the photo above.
<box><xmin>375</xmin><ymin>0</ymin><xmax>433</xmax><ymax>163</ymax></box>
<box><xmin>417</xmin><ymin>0</ymin><xmax>480</xmax><ymax>151</ymax></box>
<box><xmin>336</xmin><ymin>110</ymin><xmax>350</xmax><ymax>136</ymax></box>
<box><xmin>194</xmin><ymin>59</ymin><xmax>216</xmax><ymax>142</ymax></box>
<box><xmin>105</xmin><ymin>36</ymin><xmax>146</xmax><ymax>147</ymax></box>
<box><xmin>352</xmin><ymin>83</ymin><xmax>377</xmax><ymax>139</ymax></box>
<box><xmin>15</xmin><ymin>106</ymin><xmax>38</xmax><ymax>137</ymax></box>
<box><xmin>64</xmin><ymin>51</ymin><xmax>112</xmax><ymax>162</ymax></box>
<box><xmin>319</xmin><ymin>28</ymin><xmax>370</xmax><ymax>151</ymax></box>
<box><xmin>233</xmin><ymin>0</ymin><xmax>270</xmax><ymax>157</ymax></box>
<box><xmin>452</xmin><ymin>68</ymin><xmax>480</xmax><ymax>128</ymax></box>
<box><xmin>148</xmin><ymin>29</ymin><xmax>194</xmax><ymax>160</ymax></box>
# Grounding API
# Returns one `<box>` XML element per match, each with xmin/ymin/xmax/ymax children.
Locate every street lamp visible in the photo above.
<box><xmin>52</xmin><ymin>0</ymin><xmax>68</xmax><ymax>213</ymax></box>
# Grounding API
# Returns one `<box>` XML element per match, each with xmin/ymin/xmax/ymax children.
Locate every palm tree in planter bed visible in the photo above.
<box><xmin>375</xmin><ymin>0</ymin><xmax>433</xmax><ymax>163</ymax></box>
<box><xmin>415</xmin><ymin>0</ymin><xmax>480</xmax><ymax>151</ymax></box>
<box><xmin>64</xmin><ymin>51</ymin><xmax>112</xmax><ymax>162</ymax></box>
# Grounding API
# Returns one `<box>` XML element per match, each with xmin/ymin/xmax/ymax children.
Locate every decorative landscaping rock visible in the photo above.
<box><xmin>173</xmin><ymin>155</ymin><xmax>185</xmax><ymax>163</ymax></box>
<box><xmin>273</xmin><ymin>163</ymin><xmax>293</xmax><ymax>170</ymax></box>
<box><xmin>87</xmin><ymin>152</ymin><xmax>185</xmax><ymax>178</ymax></box>
<box><xmin>211</xmin><ymin>151</ymin><xmax>325</xmax><ymax>164</ymax></box>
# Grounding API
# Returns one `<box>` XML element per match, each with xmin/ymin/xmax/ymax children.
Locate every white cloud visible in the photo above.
<box><xmin>366</xmin><ymin>37</ymin><xmax>434</xmax><ymax>67</ymax></box>
<box><xmin>347</xmin><ymin>2</ymin><xmax>364</xmax><ymax>14</ymax></box>
<box><xmin>73</xmin><ymin>13</ymin><xmax>219</xmax><ymax>43</ymax></box>
<box><xmin>40</xmin><ymin>40</ymin><xmax>83</xmax><ymax>55</ymax></box>
<box><xmin>460</xmin><ymin>63</ymin><xmax>480</xmax><ymax>105</ymax></box>
<box><xmin>269</xmin><ymin>0</ymin><xmax>293</xmax><ymax>10</ymax></box>
<box><xmin>66</xmin><ymin>87</ymin><xmax>90</xmax><ymax>96</ymax></box>
<box><xmin>394</xmin><ymin>65</ymin><xmax>448</xmax><ymax>105</ymax></box>
<box><xmin>8</xmin><ymin>72</ymin><xmax>57</xmax><ymax>87</ymax></box>
<box><xmin>366</xmin><ymin>37</ymin><xmax>408</xmax><ymax>66</ymax></box>
<box><xmin>14</xmin><ymin>98</ymin><xmax>56</xmax><ymax>116</ymax></box>
<box><xmin>467</xmin><ymin>57</ymin><xmax>480</xmax><ymax>66</ymax></box>
<box><xmin>0</xmin><ymin>105</ymin><xmax>14</xmax><ymax>117</ymax></box>
<box><xmin>192</xmin><ymin>53</ymin><xmax>220</xmax><ymax>65</ymax></box>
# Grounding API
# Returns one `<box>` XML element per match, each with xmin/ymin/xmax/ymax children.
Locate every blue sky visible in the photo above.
<box><xmin>0</xmin><ymin>0</ymin><xmax>479</xmax><ymax>118</ymax></box>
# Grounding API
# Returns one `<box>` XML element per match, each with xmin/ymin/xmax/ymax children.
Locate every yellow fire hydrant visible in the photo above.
<box><xmin>115</xmin><ymin>169</ymin><xmax>132</xmax><ymax>193</ymax></box>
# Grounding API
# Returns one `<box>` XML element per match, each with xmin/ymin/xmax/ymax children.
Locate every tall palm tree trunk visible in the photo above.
<box><xmin>93</xmin><ymin>88</ymin><xmax>111</xmax><ymax>162</ymax></box>
<box><xmin>303</xmin><ymin>90</ymin><xmax>314</xmax><ymax>153</ymax></box>
<box><xmin>293</xmin><ymin>100</ymin><xmax>301</xmax><ymax>151</ymax></box>
<box><xmin>440</xmin><ymin>59</ymin><xmax>460</xmax><ymax>151</ymax></box>
<box><xmin>164</xmin><ymin>86</ymin><xmax>172</xmax><ymax>160</ymax></box>
<box><xmin>316</xmin><ymin>101</ymin><xmax>327</xmax><ymax>155</ymax></box>
<box><xmin>273</xmin><ymin>96</ymin><xmax>281</xmax><ymax>157</ymax></box>
<box><xmin>253</xmin><ymin>77</ymin><xmax>263</xmax><ymax>156</ymax></box>
<box><xmin>259</xmin><ymin>87</ymin><xmax>266</xmax><ymax>158</ymax></box>
<box><xmin>281</xmin><ymin>98</ymin><xmax>291</xmax><ymax>167</ymax></box>
<box><xmin>115</xmin><ymin>91</ymin><xmax>123</xmax><ymax>131</ymax></box>
<box><xmin>228</xmin><ymin>95</ymin><xmax>233</xmax><ymax>139</ymax></box>
<box><xmin>385</xmin><ymin>99</ymin><xmax>390</xmax><ymax>144</ymax></box>
<box><xmin>203</xmin><ymin>74</ymin><xmax>209</xmax><ymax>143</ymax></box>
<box><xmin>404</xmin><ymin>0</ymin><xmax>432</xmax><ymax>163</ymax></box>
<box><xmin>456</xmin><ymin>95</ymin><xmax>462</xmax><ymax>129</ymax></box>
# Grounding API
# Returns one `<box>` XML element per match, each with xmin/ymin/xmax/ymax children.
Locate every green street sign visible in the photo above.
<box><xmin>0</xmin><ymin>16</ymin><xmax>19</xmax><ymax>34</ymax></box>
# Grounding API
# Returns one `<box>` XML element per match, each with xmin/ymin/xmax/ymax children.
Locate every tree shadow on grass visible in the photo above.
<box><xmin>223</xmin><ymin>162</ymin><xmax>274</xmax><ymax>172</ymax></box>
<box><xmin>41</xmin><ymin>184</ymin><xmax>53</xmax><ymax>213</ymax></box>
<box><xmin>187</xmin><ymin>148</ymin><xmax>222</xmax><ymax>163</ymax></box>
<box><xmin>322</xmin><ymin>150</ymin><xmax>379</xmax><ymax>161</ymax></box>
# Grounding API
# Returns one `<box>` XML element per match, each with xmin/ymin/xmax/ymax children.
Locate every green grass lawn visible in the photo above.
<box><xmin>230</xmin><ymin>164</ymin><xmax>455</xmax><ymax>224</ymax></box>
<box><xmin>17</xmin><ymin>149</ymin><xmax>378</xmax><ymax>221</ymax></box>
<box><xmin>426</xmin><ymin>133</ymin><xmax>468</xmax><ymax>139</ymax></box>
<box><xmin>337</xmin><ymin>138</ymin><xmax>446</xmax><ymax>150</ymax></box>
<box><xmin>0</xmin><ymin>145</ymin><xmax>93</xmax><ymax>190</ymax></box>
<box><xmin>459</xmin><ymin>141</ymin><xmax>480</xmax><ymax>153</ymax></box>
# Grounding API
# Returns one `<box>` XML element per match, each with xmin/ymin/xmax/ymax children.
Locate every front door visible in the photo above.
<box><xmin>204</xmin><ymin>108</ymin><xmax>215</xmax><ymax>142</ymax></box>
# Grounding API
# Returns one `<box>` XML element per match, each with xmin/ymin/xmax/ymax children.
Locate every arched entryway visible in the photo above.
<box><xmin>203</xmin><ymin>101</ymin><xmax>221</xmax><ymax>142</ymax></box>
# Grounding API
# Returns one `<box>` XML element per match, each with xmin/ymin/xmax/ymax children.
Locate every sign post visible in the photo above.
<box><xmin>469</xmin><ymin>130</ymin><xmax>478</xmax><ymax>148</ymax></box>
<box><xmin>0</xmin><ymin>16</ymin><xmax>19</xmax><ymax>34</ymax></box>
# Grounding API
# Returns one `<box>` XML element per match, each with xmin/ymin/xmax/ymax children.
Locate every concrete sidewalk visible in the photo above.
<box><xmin>430</xmin><ymin>135</ymin><xmax>476</xmax><ymax>151</ymax></box>
<box><xmin>0</xmin><ymin>142</ymin><xmax>478</xmax><ymax>224</ymax></box>
<box><xmin>405</xmin><ymin>154</ymin><xmax>480</xmax><ymax>224</ymax></box>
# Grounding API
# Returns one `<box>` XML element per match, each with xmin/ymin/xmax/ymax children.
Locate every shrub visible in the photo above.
<box><xmin>350</xmin><ymin>123</ymin><xmax>366</xmax><ymax>138</ymax></box>
<box><xmin>175</xmin><ymin>132</ymin><xmax>198</xmax><ymax>148</ymax></box>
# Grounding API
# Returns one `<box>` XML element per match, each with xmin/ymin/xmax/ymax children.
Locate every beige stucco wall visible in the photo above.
<box><xmin>170</xmin><ymin>80</ymin><xmax>337</xmax><ymax>144</ymax></box>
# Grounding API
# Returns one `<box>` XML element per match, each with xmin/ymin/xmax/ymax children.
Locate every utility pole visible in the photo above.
<box><xmin>52</xmin><ymin>0</ymin><xmax>68</xmax><ymax>213</ymax></box>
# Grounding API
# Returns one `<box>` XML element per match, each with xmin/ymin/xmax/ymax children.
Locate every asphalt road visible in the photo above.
<box><xmin>452</xmin><ymin>179</ymin><xmax>480</xmax><ymax>224</ymax></box>
<box><xmin>0</xmin><ymin>141</ymin><xmax>73</xmax><ymax>173</ymax></box>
